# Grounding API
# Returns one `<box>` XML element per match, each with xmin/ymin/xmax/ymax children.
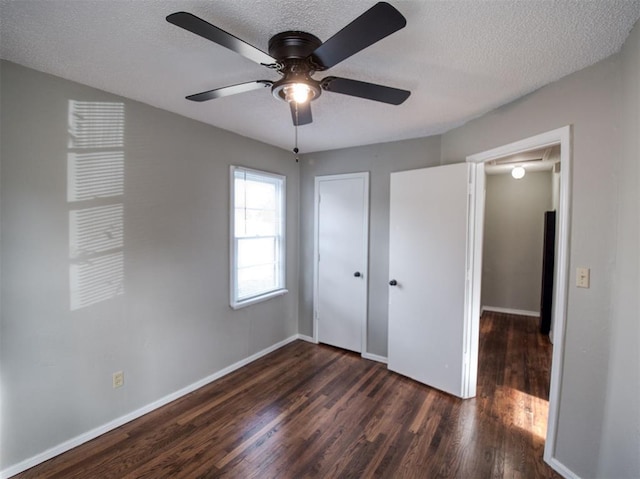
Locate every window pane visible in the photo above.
<box><xmin>245</xmin><ymin>179</ymin><xmax>276</xmax><ymax>210</ymax></box>
<box><xmin>237</xmin><ymin>237</ymin><xmax>275</xmax><ymax>268</ymax></box>
<box><xmin>231</xmin><ymin>166</ymin><xmax>285</xmax><ymax>307</ymax></box>
<box><xmin>237</xmin><ymin>264</ymin><xmax>278</xmax><ymax>299</ymax></box>
<box><xmin>234</xmin><ymin>179</ymin><xmax>246</xmax><ymax>208</ymax></box>
<box><xmin>235</xmin><ymin>209</ymin><xmax>277</xmax><ymax>237</ymax></box>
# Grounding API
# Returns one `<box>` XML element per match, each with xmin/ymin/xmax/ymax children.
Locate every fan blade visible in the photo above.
<box><xmin>310</xmin><ymin>2</ymin><xmax>406</xmax><ymax>70</ymax></box>
<box><xmin>321</xmin><ymin>76</ymin><xmax>410</xmax><ymax>105</ymax></box>
<box><xmin>290</xmin><ymin>101</ymin><xmax>313</xmax><ymax>126</ymax></box>
<box><xmin>167</xmin><ymin>12</ymin><xmax>276</xmax><ymax>66</ymax></box>
<box><xmin>186</xmin><ymin>80</ymin><xmax>272</xmax><ymax>102</ymax></box>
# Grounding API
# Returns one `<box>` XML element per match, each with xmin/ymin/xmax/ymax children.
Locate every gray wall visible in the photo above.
<box><xmin>482</xmin><ymin>171</ymin><xmax>552</xmax><ymax>313</ymax></box>
<box><xmin>0</xmin><ymin>61</ymin><xmax>299</xmax><ymax>469</ymax></box>
<box><xmin>597</xmin><ymin>21</ymin><xmax>640</xmax><ymax>479</ymax></box>
<box><xmin>299</xmin><ymin>138</ymin><xmax>441</xmax><ymax>356</ymax></box>
<box><xmin>440</xmin><ymin>20</ymin><xmax>639</xmax><ymax>477</ymax></box>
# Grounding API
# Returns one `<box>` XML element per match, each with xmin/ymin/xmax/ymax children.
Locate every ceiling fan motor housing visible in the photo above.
<box><xmin>269</xmin><ymin>31</ymin><xmax>323</xmax><ymax>102</ymax></box>
<box><xmin>268</xmin><ymin>31</ymin><xmax>321</xmax><ymax>60</ymax></box>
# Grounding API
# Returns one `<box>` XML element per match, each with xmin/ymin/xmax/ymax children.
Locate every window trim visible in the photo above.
<box><xmin>229</xmin><ymin>165</ymin><xmax>287</xmax><ymax>309</ymax></box>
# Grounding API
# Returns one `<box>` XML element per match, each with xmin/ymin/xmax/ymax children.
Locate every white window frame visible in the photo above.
<box><xmin>230</xmin><ymin>165</ymin><xmax>287</xmax><ymax>309</ymax></box>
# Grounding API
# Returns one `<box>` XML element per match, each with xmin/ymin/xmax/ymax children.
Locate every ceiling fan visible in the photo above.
<box><xmin>166</xmin><ymin>2</ymin><xmax>410</xmax><ymax>127</ymax></box>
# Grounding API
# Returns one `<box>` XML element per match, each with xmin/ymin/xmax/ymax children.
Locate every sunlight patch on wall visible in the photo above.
<box><xmin>69</xmin><ymin>204</ymin><xmax>123</xmax><ymax>257</ymax></box>
<box><xmin>67</xmin><ymin>151</ymin><xmax>124</xmax><ymax>201</ymax></box>
<box><xmin>68</xmin><ymin>100</ymin><xmax>125</xmax><ymax>311</ymax></box>
<box><xmin>68</xmin><ymin>101</ymin><xmax>125</xmax><ymax>149</ymax></box>
<box><xmin>70</xmin><ymin>252</ymin><xmax>124</xmax><ymax>310</ymax></box>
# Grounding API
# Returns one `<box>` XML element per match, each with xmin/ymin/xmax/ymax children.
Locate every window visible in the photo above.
<box><xmin>230</xmin><ymin>166</ymin><xmax>286</xmax><ymax>309</ymax></box>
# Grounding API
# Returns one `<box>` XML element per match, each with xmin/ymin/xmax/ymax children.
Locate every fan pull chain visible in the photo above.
<box><xmin>293</xmin><ymin>103</ymin><xmax>300</xmax><ymax>162</ymax></box>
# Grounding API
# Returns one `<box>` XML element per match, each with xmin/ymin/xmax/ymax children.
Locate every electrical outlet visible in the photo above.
<box><xmin>112</xmin><ymin>371</ymin><xmax>124</xmax><ymax>389</ymax></box>
<box><xmin>576</xmin><ymin>267</ymin><xmax>590</xmax><ymax>288</ymax></box>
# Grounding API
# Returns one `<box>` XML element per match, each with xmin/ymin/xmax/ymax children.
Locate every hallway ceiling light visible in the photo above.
<box><xmin>511</xmin><ymin>166</ymin><xmax>526</xmax><ymax>179</ymax></box>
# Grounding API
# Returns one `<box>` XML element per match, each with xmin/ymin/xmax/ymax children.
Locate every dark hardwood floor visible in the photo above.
<box><xmin>16</xmin><ymin>312</ymin><xmax>561</xmax><ymax>478</ymax></box>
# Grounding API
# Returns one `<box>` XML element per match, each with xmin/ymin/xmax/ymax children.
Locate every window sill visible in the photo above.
<box><xmin>230</xmin><ymin>289</ymin><xmax>288</xmax><ymax>310</ymax></box>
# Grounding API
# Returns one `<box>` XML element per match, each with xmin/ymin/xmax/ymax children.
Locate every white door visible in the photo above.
<box><xmin>388</xmin><ymin>163</ymin><xmax>470</xmax><ymax>397</ymax></box>
<box><xmin>314</xmin><ymin>173</ymin><xmax>369</xmax><ymax>353</ymax></box>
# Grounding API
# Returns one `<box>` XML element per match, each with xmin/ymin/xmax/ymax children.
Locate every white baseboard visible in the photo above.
<box><xmin>297</xmin><ymin>334</ymin><xmax>316</xmax><ymax>343</ymax></box>
<box><xmin>1</xmin><ymin>335</ymin><xmax>299</xmax><ymax>479</ymax></box>
<box><xmin>362</xmin><ymin>352</ymin><xmax>388</xmax><ymax>364</ymax></box>
<box><xmin>482</xmin><ymin>306</ymin><xmax>540</xmax><ymax>318</ymax></box>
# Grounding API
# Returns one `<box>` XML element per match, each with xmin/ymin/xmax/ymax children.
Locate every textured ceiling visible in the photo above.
<box><xmin>1</xmin><ymin>1</ymin><xmax>639</xmax><ymax>153</ymax></box>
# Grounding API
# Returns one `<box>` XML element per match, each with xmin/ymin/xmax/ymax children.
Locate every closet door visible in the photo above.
<box><xmin>314</xmin><ymin>173</ymin><xmax>369</xmax><ymax>353</ymax></box>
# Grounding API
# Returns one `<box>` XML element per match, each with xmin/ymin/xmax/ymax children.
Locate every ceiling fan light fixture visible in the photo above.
<box><xmin>285</xmin><ymin>83</ymin><xmax>312</xmax><ymax>103</ymax></box>
<box><xmin>272</xmin><ymin>76</ymin><xmax>321</xmax><ymax>103</ymax></box>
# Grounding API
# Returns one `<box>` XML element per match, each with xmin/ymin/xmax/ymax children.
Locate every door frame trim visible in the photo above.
<box><xmin>313</xmin><ymin>172</ymin><xmax>370</xmax><ymax>354</ymax></box>
<box><xmin>465</xmin><ymin>126</ymin><xmax>572</xmax><ymax>472</ymax></box>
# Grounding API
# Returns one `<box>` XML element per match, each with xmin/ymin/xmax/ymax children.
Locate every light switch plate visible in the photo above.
<box><xmin>576</xmin><ymin>267</ymin><xmax>590</xmax><ymax>288</ymax></box>
<box><xmin>113</xmin><ymin>371</ymin><xmax>124</xmax><ymax>388</ymax></box>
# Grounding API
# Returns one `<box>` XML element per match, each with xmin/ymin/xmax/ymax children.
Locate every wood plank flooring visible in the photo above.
<box><xmin>15</xmin><ymin>312</ymin><xmax>561</xmax><ymax>478</ymax></box>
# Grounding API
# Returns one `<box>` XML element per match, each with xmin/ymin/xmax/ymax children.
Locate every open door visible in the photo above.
<box><xmin>387</xmin><ymin>163</ymin><xmax>472</xmax><ymax>398</ymax></box>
